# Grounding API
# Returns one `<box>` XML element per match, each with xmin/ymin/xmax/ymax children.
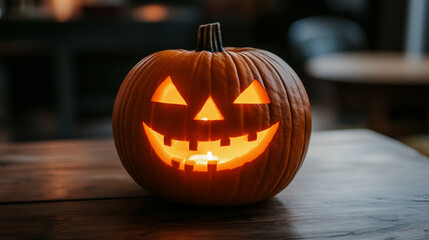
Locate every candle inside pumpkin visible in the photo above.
<box><xmin>188</xmin><ymin>151</ymin><xmax>219</xmax><ymax>163</ymax></box>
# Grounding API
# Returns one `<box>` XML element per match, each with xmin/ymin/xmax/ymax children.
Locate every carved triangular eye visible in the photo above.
<box><xmin>233</xmin><ymin>80</ymin><xmax>270</xmax><ymax>104</ymax></box>
<box><xmin>151</xmin><ymin>76</ymin><xmax>187</xmax><ymax>105</ymax></box>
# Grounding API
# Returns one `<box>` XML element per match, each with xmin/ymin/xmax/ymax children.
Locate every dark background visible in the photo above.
<box><xmin>0</xmin><ymin>0</ymin><xmax>428</xmax><ymax>151</ymax></box>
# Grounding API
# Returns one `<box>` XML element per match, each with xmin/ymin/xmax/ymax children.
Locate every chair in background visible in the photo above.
<box><xmin>287</xmin><ymin>16</ymin><xmax>367</xmax><ymax>66</ymax></box>
<box><xmin>287</xmin><ymin>16</ymin><xmax>368</xmax><ymax>130</ymax></box>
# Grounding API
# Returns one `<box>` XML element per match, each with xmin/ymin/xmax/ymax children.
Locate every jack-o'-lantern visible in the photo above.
<box><xmin>113</xmin><ymin>23</ymin><xmax>311</xmax><ymax>206</ymax></box>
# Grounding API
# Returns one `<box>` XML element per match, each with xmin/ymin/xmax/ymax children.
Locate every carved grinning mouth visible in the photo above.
<box><xmin>143</xmin><ymin>122</ymin><xmax>279</xmax><ymax>172</ymax></box>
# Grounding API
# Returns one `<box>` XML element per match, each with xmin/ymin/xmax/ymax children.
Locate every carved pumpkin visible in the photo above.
<box><xmin>113</xmin><ymin>23</ymin><xmax>311</xmax><ymax>206</ymax></box>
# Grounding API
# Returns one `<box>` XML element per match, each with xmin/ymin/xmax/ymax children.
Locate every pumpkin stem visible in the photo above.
<box><xmin>196</xmin><ymin>22</ymin><xmax>225</xmax><ymax>52</ymax></box>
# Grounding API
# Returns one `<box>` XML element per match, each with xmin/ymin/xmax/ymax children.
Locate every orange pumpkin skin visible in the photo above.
<box><xmin>112</xmin><ymin>23</ymin><xmax>311</xmax><ymax>206</ymax></box>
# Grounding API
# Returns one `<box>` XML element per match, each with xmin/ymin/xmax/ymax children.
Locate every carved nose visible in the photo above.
<box><xmin>194</xmin><ymin>96</ymin><xmax>224</xmax><ymax>121</ymax></box>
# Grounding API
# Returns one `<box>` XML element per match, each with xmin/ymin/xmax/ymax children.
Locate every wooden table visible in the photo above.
<box><xmin>306</xmin><ymin>52</ymin><xmax>429</xmax><ymax>85</ymax></box>
<box><xmin>1</xmin><ymin>129</ymin><xmax>429</xmax><ymax>239</ymax></box>
<box><xmin>305</xmin><ymin>52</ymin><xmax>429</xmax><ymax>136</ymax></box>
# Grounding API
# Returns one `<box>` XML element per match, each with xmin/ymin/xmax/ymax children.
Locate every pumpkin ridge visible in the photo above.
<box><xmin>245</xmin><ymin>50</ymin><xmax>296</xmax><ymax>199</ymax></box>
<box><xmin>114</xmin><ymin>51</ymin><xmax>168</xmax><ymax>182</ymax></box>
<box><xmin>274</xmin><ymin>54</ymin><xmax>312</xmax><ymax>167</ymax></box>
<box><xmin>239</xmin><ymin>52</ymin><xmax>286</xmax><ymax>201</ymax></box>
<box><xmin>224</xmin><ymin>51</ymin><xmax>244</xmax><ymax>138</ymax></box>
<box><xmin>258</xmin><ymin>51</ymin><xmax>310</xmax><ymax>176</ymax></box>
<box><xmin>199</xmin><ymin>50</ymin><xmax>214</xmax><ymax>204</ymax></box>
<box><xmin>230</xmin><ymin>50</ymin><xmax>273</xmax><ymax>203</ymax></box>
<box><xmin>171</xmin><ymin>50</ymin><xmax>213</xmax><ymax>204</ymax></box>
<box><xmin>119</xmin><ymin>53</ymin><xmax>167</xmax><ymax>192</ymax></box>
<box><xmin>220</xmin><ymin>52</ymin><xmax>242</xmax><ymax>204</ymax></box>
<box><xmin>208</xmin><ymin>50</ymin><xmax>213</xmax><ymax>143</ymax></box>
<box><xmin>182</xmin><ymin>51</ymin><xmax>206</xmax><ymax>144</ymax></box>
<box><xmin>218</xmin><ymin>50</ymin><xmax>248</xmax><ymax>205</ymax></box>
<box><xmin>266</xmin><ymin>53</ymin><xmax>311</xmax><ymax>190</ymax></box>
<box><xmin>251</xmin><ymin>51</ymin><xmax>308</xmax><ymax>197</ymax></box>
<box><xmin>252</xmin><ymin>52</ymin><xmax>302</xmax><ymax>197</ymax></box>
<box><xmin>126</xmin><ymin>51</ymin><xmax>187</xmax><ymax>195</ymax></box>
<box><xmin>239</xmin><ymin>52</ymin><xmax>294</xmax><ymax>201</ymax></box>
<box><xmin>207</xmin><ymin>50</ymin><xmax>220</xmax><ymax>204</ymax></box>
<box><xmin>146</xmin><ymin>51</ymin><xmax>193</xmax><ymax>198</ymax></box>
<box><xmin>155</xmin><ymin>52</ymin><xmax>200</xmax><ymax>200</ymax></box>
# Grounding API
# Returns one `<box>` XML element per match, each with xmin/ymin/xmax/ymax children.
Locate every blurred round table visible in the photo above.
<box><xmin>305</xmin><ymin>52</ymin><xmax>429</xmax><ymax>136</ymax></box>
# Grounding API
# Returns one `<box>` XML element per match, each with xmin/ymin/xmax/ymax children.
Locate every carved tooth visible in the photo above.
<box><xmin>220</xmin><ymin>137</ymin><xmax>230</xmax><ymax>146</ymax></box>
<box><xmin>248</xmin><ymin>132</ymin><xmax>257</xmax><ymax>141</ymax></box>
<box><xmin>189</xmin><ymin>140</ymin><xmax>198</xmax><ymax>151</ymax></box>
<box><xmin>171</xmin><ymin>158</ymin><xmax>181</xmax><ymax>168</ymax></box>
<box><xmin>185</xmin><ymin>160</ymin><xmax>196</xmax><ymax>172</ymax></box>
<box><xmin>164</xmin><ymin>135</ymin><xmax>172</xmax><ymax>146</ymax></box>
<box><xmin>207</xmin><ymin>160</ymin><xmax>218</xmax><ymax>172</ymax></box>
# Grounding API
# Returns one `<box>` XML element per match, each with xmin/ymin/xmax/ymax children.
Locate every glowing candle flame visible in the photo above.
<box><xmin>186</xmin><ymin>151</ymin><xmax>219</xmax><ymax>163</ymax></box>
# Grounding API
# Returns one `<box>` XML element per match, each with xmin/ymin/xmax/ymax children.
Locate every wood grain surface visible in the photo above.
<box><xmin>1</xmin><ymin>129</ymin><xmax>429</xmax><ymax>239</ymax></box>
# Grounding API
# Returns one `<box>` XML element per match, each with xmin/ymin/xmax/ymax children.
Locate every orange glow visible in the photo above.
<box><xmin>143</xmin><ymin>121</ymin><xmax>279</xmax><ymax>172</ymax></box>
<box><xmin>234</xmin><ymin>80</ymin><xmax>271</xmax><ymax>104</ymax></box>
<box><xmin>132</xmin><ymin>4</ymin><xmax>169</xmax><ymax>22</ymax></box>
<box><xmin>194</xmin><ymin>96</ymin><xmax>224</xmax><ymax>121</ymax></box>
<box><xmin>151</xmin><ymin>76</ymin><xmax>187</xmax><ymax>105</ymax></box>
<box><xmin>50</xmin><ymin>0</ymin><xmax>77</xmax><ymax>22</ymax></box>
